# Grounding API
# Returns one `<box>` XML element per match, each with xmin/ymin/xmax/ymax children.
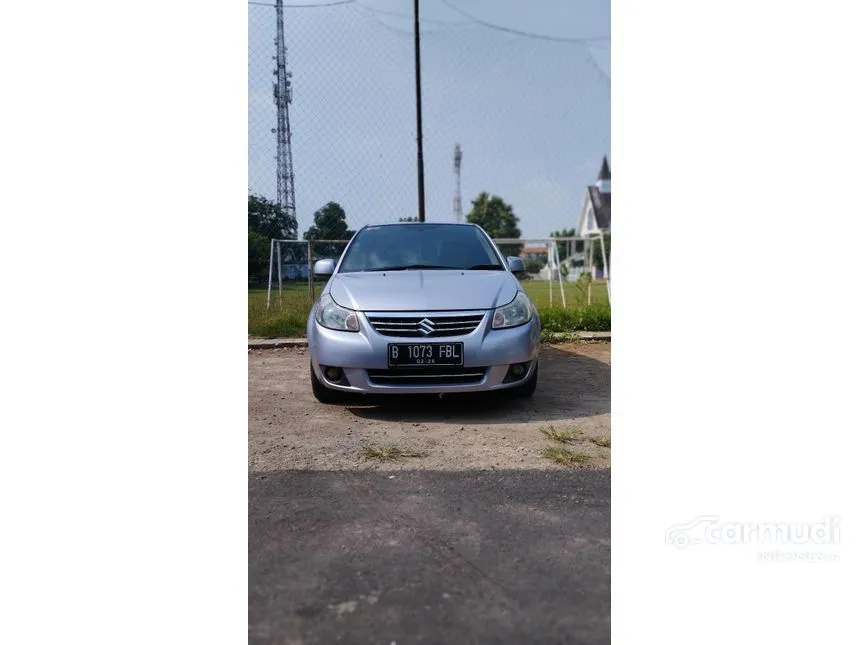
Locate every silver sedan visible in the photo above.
<box><xmin>307</xmin><ymin>222</ymin><xmax>541</xmax><ymax>403</ymax></box>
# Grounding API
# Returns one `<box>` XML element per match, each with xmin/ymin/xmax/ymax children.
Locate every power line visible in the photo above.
<box><xmin>250</xmin><ymin>0</ymin><xmax>610</xmax><ymax>46</ymax></box>
<box><xmin>355</xmin><ymin>2</ymin><xmax>469</xmax><ymax>26</ymax></box>
<box><xmin>437</xmin><ymin>0</ymin><xmax>609</xmax><ymax>44</ymax></box>
<box><xmin>353</xmin><ymin>4</ymin><xmax>449</xmax><ymax>36</ymax></box>
<box><xmin>351</xmin><ymin>5</ymin><xmax>610</xmax><ymax>91</ymax></box>
<box><xmin>356</xmin><ymin>1</ymin><xmax>611</xmax><ymax>85</ymax></box>
<box><xmin>583</xmin><ymin>46</ymin><xmax>611</xmax><ymax>85</ymax></box>
<box><xmin>355</xmin><ymin>3</ymin><xmax>609</xmax><ymax>47</ymax></box>
<box><xmin>248</xmin><ymin>0</ymin><xmax>355</xmax><ymax>7</ymax></box>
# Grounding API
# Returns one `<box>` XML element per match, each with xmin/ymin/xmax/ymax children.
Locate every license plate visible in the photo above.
<box><xmin>388</xmin><ymin>342</ymin><xmax>463</xmax><ymax>367</ymax></box>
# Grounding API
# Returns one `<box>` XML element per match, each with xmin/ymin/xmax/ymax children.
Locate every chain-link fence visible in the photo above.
<box><xmin>254</xmin><ymin>235</ymin><xmax>609</xmax><ymax>306</ymax></box>
<box><xmin>248</xmin><ymin>1</ymin><xmax>610</xmax><ymax>240</ymax></box>
<box><xmin>248</xmin><ymin>232</ymin><xmax>609</xmax><ymax>337</ymax></box>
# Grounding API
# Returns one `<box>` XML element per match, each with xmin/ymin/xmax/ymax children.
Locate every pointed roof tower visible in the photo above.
<box><xmin>597</xmin><ymin>156</ymin><xmax>610</xmax><ymax>181</ymax></box>
<box><xmin>596</xmin><ymin>155</ymin><xmax>610</xmax><ymax>194</ymax></box>
<box><xmin>577</xmin><ymin>155</ymin><xmax>612</xmax><ymax>235</ymax></box>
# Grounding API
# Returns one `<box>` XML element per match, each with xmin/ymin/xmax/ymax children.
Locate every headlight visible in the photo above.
<box><xmin>315</xmin><ymin>293</ymin><xmax>359</xmax><ymax>332</ymax></box>
<box><xmin>492</xmin><ymin>291</ymin><xmax>533</xmax><ymax>329</ymax></box>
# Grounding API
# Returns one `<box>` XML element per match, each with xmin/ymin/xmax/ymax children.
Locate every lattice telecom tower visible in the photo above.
<box><xmin>273</xmin><ymin>0</ymin><xmax>296</xmax><ymax>235</ymax></box>
<box><xmin>453</xmin><ymin>143</ymin><xmax>463</xmax><ymax>222</ymax></box>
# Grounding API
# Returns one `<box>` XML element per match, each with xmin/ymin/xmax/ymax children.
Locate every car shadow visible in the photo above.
<box><xmin>343</xmin><ymin>345</ymin><xmax>610</xmax><ymax>425</ymax></box>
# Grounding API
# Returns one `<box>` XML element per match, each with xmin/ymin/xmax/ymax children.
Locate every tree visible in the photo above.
<box><xmin>248</xmin><ymin>230</ymin><xmax>270</xmax><ymax>278</ymax></box>
<box><xmin>550</xmin><ymin>227</ymin><xmax>577</xmax><ymax>263</ymax></box>
<box><xmin>465</xmin><ymin>192</ymin><xmax>522</xmax><ymax>257</ymax></box>
<box><xmin>248</xmin><ymin>193</ymin><xmax>296</xmax><ymax>279</ymax></box>
<box><xmin>248</xmin><ymin>193</ymin><xmax>297</xmax><ymax>240</ymax></box>
<box><xmin>303</xmin><ymin>202</ymin><xmax>355</xmax><ymax>257</ymax></box>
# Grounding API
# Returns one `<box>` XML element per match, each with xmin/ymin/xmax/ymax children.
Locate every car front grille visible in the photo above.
<box><xmin>367</xmin><ymin>367</ymin><xmax>487</xmax><ymax>386</ymax></box>
<box><xmin>366</xmin><ymin>313</ymin><xmax>485</xmax><ymax>338</ymax></box>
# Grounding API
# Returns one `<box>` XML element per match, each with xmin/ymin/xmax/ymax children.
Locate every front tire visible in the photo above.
<box><xmin>510</xmin><ymin>363</ymin><xmax>538</xmax><ymax>398</ymax></box>
<box><xmin>310</xmin><ymin>363</ymin><xmax>345</xmax><ymax>404</ymax></box>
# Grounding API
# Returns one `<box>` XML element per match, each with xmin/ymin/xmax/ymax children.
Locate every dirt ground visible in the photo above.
<box><xmin>248</xmin><ymin>342</ymin><xmax>610</xmax><ymax>472</ymax></box>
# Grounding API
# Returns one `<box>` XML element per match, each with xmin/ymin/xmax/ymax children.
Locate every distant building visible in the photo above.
<box><xmin>520</xmin><ymin>245</ymin><xmax>549</xmax><ymax>263</ymax></box>
<box><xmin>575</xmin><ymin>156</ymin><xmax>611</xmax><ymax>284</ymax></box>
<box><xmin>576</xmin><ymin>156</ymin><xmax>611</xmax><ymax>237</ymax></box>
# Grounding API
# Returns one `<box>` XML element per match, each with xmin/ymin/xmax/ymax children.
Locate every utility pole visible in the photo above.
<box><xmin>453</xmin><ymin>144</ymin><xmax>462</xmax><ymax>222</ymax></box>
<box><xmin>413</xmin><ymin>0</ymin><xmax>426</xmax><ymax>222</ymax></box>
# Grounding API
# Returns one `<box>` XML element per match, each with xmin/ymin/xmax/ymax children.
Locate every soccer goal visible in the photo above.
<box><xmin>494</xmin><ymin>235</ymin><xmax>611</xmax><ymax>308</ymax></box>
<box><xmin>265</xmin><ymin>238</ymin><xmax>351</xmax><ymax>309</ymax></box>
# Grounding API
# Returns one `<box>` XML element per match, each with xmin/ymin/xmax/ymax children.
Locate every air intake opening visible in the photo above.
<box><xmin>367</xmin><ymin>367</ymin><xmax>487</xmax><ymax>386</ymax></box>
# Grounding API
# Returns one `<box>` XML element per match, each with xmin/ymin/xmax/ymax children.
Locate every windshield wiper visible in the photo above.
<box><xmin>466</xmin><ymin>264</ymin><xmax>504</xmax><ymax>270</ymax></box>
<box><xmin>366</xmin><ymin>264</ymin><xmax>460</xmax><ymax>272</ymax></box>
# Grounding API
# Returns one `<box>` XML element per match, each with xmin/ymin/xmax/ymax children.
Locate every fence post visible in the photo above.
<box><xmin>266</xmin><ymin>238</ymin><xmax>275</xmax><ymax>310</ymax></box>
<box><xmin>587</xmin><ymin>239</ymin><xmax>592</xmax><ymax>305</ymax></box>
<box><xmin>598</xmin><ymin>230</ymin><xmax>610</xmax><ymax>304</ymax></box>
<box><xmin>307</xmin><ymin>240</ymin><xmax>314</xmax><ymax>302</ymax></box>
<box><xmin>549</xmin><ymin>245</ymin><xmax>553</xmax><ymax>308</ymax></box>
<box><xmin>276</xmin><ymin>241</ymin><xmax>283</xmax><ymax>302</ymax></box>
<box><xmin>554</xmin><ymin>241</ymin><xmax>566</xmax><ymax>308</ymax></box>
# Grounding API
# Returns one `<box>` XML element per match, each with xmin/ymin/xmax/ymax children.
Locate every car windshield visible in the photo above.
<box><xmin>337</xmin><ymin>224</ymin><xmax>505</xmax><ymax>273</ymax></box>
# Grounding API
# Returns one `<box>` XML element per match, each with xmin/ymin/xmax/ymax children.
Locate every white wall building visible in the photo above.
<box><xmin>575</xmin><ymin>156</ymin><xmax>611</xmax><ymax>281</ymax></box>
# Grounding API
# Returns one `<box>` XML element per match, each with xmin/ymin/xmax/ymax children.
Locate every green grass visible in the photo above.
<box><xmin>541</xmin><ymin>445</ymin><xmax>589</xmax><ymax>466</ymax></box>
<box><xmin>248</xmin><ymin>279</ymin><xmax>610</xmax><ymax>338</ymax></box>
<box><xmin>522</xmin><ymin>279</ymin><xmax>609</xmax><ymax>309</ymax></box>
<box><xmin>588</xmin><ymin>436</ymin><xmax>611</xmax><ymax>448</ymax></box>
<box><xmin>248</xmin><ymin>286</ymin><xmax>313</xmax><ymax>338</ymax></box>
<box><xmin>539</xmin><ymin>425</ymin><xmax>582</xmax><ymax>444</ymax></box>
<box><xmin>360</xmin><ymin>444</ymin><xmax>427</xmax><ymax>461</ymax></box>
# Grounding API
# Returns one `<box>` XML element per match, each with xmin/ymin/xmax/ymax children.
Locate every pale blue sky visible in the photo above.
<box><xmin>248</xmin><ymin>0</ymin><xmax>609</xmax><ymax>238</ymax></box>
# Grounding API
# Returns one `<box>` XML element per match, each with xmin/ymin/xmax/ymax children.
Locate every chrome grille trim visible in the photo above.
<box><xmin>367</xmin><ymin>367</ymin><xmax>487</xmax><ymax>386</ymax></box>
<box><xmin>370</xmin><ymin>372</ymin><xmax>485</xmax><ymax>379</ymax></box>
<box><xmin>366</xmin><ymin>312</ymin><xmax>486</xmax><ymax>338</ymax></box>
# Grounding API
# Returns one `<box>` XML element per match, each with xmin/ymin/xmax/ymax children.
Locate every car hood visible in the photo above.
<box><xmin>328</xmin><ymin>270</ymin><xmax>518</xmax><ymax>312</ymax></box>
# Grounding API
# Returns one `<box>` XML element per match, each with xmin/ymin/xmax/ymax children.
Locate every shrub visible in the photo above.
<box><xmin>538</xmin><ymin>305</ymin><xmax>611</xmax><ymax>332</ymax></box>
<box><xmin>524</xmin><ymin>259</ymin><xmax>545</xmax><ymax>274</ymax></box>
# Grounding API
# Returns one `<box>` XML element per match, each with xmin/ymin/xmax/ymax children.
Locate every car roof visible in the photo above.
<box><xmin>359</xmin><ymin>222</ymin><xmax>478</xmax><ymax>230</ymax></box>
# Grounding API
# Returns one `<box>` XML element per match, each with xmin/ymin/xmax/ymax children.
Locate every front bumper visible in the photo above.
<box><xmin>307</xmin><ymin>309</ymin><xmax>541</xmax><ymax>394</ymax></box>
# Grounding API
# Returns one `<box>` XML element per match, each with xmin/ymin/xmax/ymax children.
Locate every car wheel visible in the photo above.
<box><xmin>510</xmin><ymin>363</ymin><xmax>538</xmax><ymax>398</ymax></box>
<box><xmin>310</xmin><ymin>363</ymin><xmax>345</xmax><ymax>404</ymax></box>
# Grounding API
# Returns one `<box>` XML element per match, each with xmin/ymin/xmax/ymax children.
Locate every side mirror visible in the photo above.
<box><xmin>313</xmin><ymin>259</ymin><xmax>336</xmax><ymax>277</ymax></box>
<box><xmin>507</xmin><ymin>257</ymin><xmax>525</xmax><ymax>274</ymax></box>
